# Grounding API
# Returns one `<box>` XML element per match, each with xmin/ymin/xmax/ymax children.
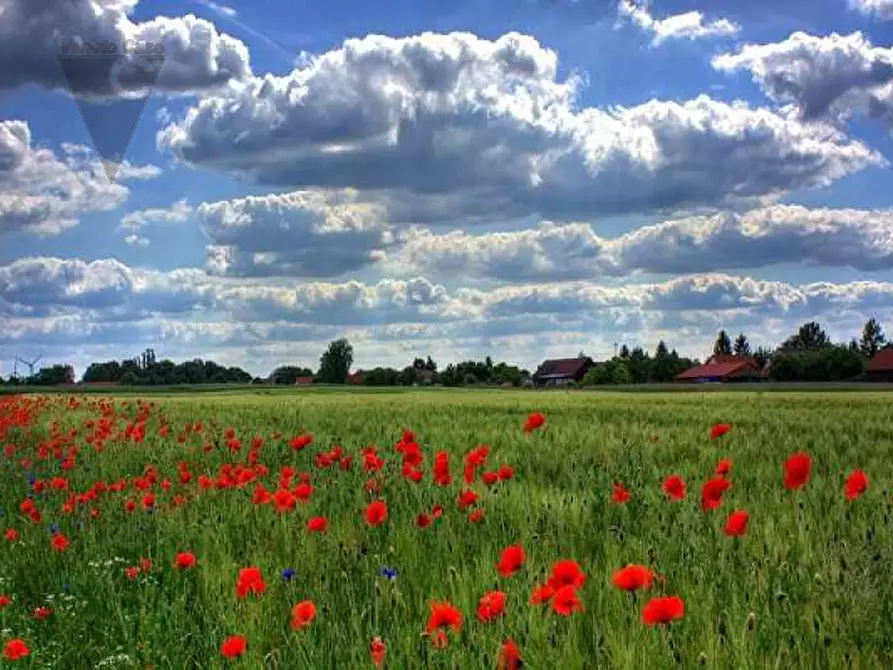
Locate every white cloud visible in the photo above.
<box><xmin>713</xmin><ymin>32</ymin><xmax>893</xmax><ymax>124</ymax></box>
<box><xmin>197</xmin><ymin>0</ymin><xmax>237</xmax><ymax>18</ymax></box>
<box><xmin>120</xmin><ymin>199</ymin><xmax>192</xmax><ymax>231</ymax></box>
<box><xmin>0</xmin><ymin>120</ymin><xmax>153</xmax><ymax>237</ymax></box>
<box><xmin>618</xmin><ymin>0</ymin><xmax>739</xmax><ymax>46</ymax></box>
<box><xmin>849</xmin><ymin>0</ymin><xmax>893</xmax><ymax>20</ymax></box>
<box><xmin>0</xmin><ymin>0</ymin><xmax>251</xmax><ymax>98</ymax></box>
<box><xmin>387</xmin><ymin>204</ymin><xmax>893</xmax><ymax>281</ymax></box>
<box><xmin>124</xmin><ymin>233</ymin><xmax>151</xmax><ymax>246</ymax></box>
<box><xmin>197</xmin><ymin>190</ymin><xmax>394</xmax><ymax>278</ymax></box>
<box><xmin>159</xmin><ymin>32</ymin><xmax>880</xmax><ymax>223</ymax></box>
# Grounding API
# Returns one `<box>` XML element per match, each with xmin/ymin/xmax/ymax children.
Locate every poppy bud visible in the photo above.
<box><xmin>747</xmin><ymin>612</ymin><xmax>756</xmax><ymax>631</ymax></box>
<box><xmin>698</xmin><ymin>652</ymin><xmax>708</xmax><ymax>665</ymax></box>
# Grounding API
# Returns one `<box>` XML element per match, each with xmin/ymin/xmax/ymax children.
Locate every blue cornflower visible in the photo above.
<box><xmin>27</xmin><ymin>473</ymin><xmax>36</xmax><ymax>486</ymax></box>
<box><xmin>281</xmin><ymin>568</ymin><xmax>295</xmax><ymax>582</ymax></box>
<box><xmin>378</xmin><ymin>566</ymin><xmax>398</xmax><ymax>581</ymax></box>
<box><xmin>49</xmin><ymin>522</ymin><xmax>60</xmax><ymax>535</ymax></box>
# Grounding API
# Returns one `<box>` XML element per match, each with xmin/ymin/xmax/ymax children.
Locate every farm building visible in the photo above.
<box><xmin>294</xmin><ymin>376</ymin><xmax>314</xmax><ymax>386</ymax></box>
<box><xmin>675</xmin><ymin>354</ymin><xmax>762</xmax><ymax>383</ymax></box>
<box><xmin>532</xmin><ymin>357</ymin><xmax>595</xmax><ymax>387</ymax></box>
<box><xmin>866</xmin><ymin>348</ymin><xmax>893</xmax><ymax>382</ymax></box>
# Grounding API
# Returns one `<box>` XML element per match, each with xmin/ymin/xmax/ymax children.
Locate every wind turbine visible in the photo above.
<box><xmin>15</xmin><ymin>355</ymin><xmax>42</xmax><ymax>378</ymax></box>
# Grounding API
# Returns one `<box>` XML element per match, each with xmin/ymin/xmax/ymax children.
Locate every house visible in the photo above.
<box><xmin>866</xmin><ymin>347</ymin><xmax>893</xmax><ymax>382</ymax></box>
<box><xmin>533</xmin><ymin>357</ymin><xmax>595</xmax><ymax>387</ymax></box>
<box><xmin>675</xmin><ymin>354</ymin><xmax>762</xmax><ymax>383</ymax></box>
<box><xmin>294</xmin><ymin>376</ymin><xmax>314</xmax><ymax>386</ymax></box>
<box><xmin>346</xmin><ymin>371</ymin><xmax>365</xmax><ymax>385</ymax></box>
<box><xmin>416</xmin><ymin>369</ymin><xmax>435</xmax><ymax>385</ymax></box>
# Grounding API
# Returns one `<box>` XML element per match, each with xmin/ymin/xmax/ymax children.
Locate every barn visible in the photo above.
<box><xmin>675</xmin><ymin>354</ymin><xmax>762</xmax><ymax>384</ymax></box>
<box><xmin>533</xmin><ymin>357</ymin><xmax>594</xmax><ymax>387</ymax></box>
<box><xmin>866</xmin><ymin>348</ymin><xmax>893</xmax><ymax>382</ymax></box>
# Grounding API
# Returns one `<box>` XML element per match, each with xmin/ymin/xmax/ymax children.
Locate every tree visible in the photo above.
<box><xmin>412</xmin><ymin>357</ymin><xmax>426</xmax><ymax>371</ymax></box>
<box><xmin>425</xmin><ymin>356</ymin><xmax>437</xmax><ymax>372</ymax></box>
<box><xmin>619</xmin><ymin>344</ymin><xmax>630</xmax><ymax>359</ymax></box>
<box><xmin>318</xmin><ymin>339</ymin><xmax>353</xmax><ymax>383</ymax></box>
<box><xmin>399</xmin><ymin>366</ymin><xmax>417</xmax><ymax>386</ymax></box>
<box><xmin>269</xmin><ymin>366</ymin><xmax>314</xmax><ymax>385</ymax></box>
<box><xmin>780</xmin><ymin>321</ymin><xmax>830</xmax><ymax>352</ymax></box>
<box><xmin>753</xmin><ymin>346</ymin><xmax>772</xmax><ymax>369</ymax></box>
<box><xmin>733</xmin><ymin>333</ymin><xmax>751</xmax><ymax>356</ymax></box>
<box><xmin>859</xmin><ymin>317</ymin><xmax>886</xmax><ymax>359</ymax></box>
<box><xmin>713</xmin><ymin>330</ymin><xmax>732</xmax><ymax>356</ymax></box>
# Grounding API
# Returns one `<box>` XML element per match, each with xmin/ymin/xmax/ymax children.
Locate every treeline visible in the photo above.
<box><xmin>80</xmin><ymin>349</ymin><xmax>252</xmax><ymax>386</ymax></box>
<box><xmin>580</xmin><ymin>341</ymin><xmax>697</xmax><ymax>385</ymax></box>
<box><xmin>2</xmin><ymin>364</ymin><xmax>75</xmax><ymax>387</ymax></box>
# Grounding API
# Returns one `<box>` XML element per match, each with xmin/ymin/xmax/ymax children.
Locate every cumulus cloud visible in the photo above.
<box><xmin>0</xmin><ymin>0</ymin><xmax>251</xmax><ymax>98</ymax></box>
<box><xmin>713</xmin><ymin>32</ymin><xmax>893</xmax><ymax>125</ymax></box>
<box><xmin>159</xmin><ymin>32</ymin><xmax>880</xmax><ymax>223</ymax></box>
<box><xmin>0</xmin><ymin>120</ymin><xmax>154</xmax><ymax>237</ymax></box>
<box><xmin>849</xmin><ymin>0</ymin><xmax>893</xmax><ymax>20</ymax></box>
<box><xmin>388</xmin><ymin>205</ymin><xmax>893</xmax><ymax>280</ymax></box>
<box><xmin>4</xmin><ymin>256</ymin><xmax>893</xmax><ymax>327</ymax></box>
<box><xmin>197</xmin><ymin>190</ymin><xmax>394</xmax><ymax>278</ymax></box>
<box><xmin>120</xmin><ymin>199</ymin><xmax>192</xmax><ymax>231</ymax></box>
<box><xmin>618</xmin><ymin>0</ymin><xmax>739</xmax><ymax>46</ymax></box>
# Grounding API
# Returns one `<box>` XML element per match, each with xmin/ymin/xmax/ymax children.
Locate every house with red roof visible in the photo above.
<box><xmin>866</xmin><ymin>347</ymin><xmax>893</xmax><ymax>382</ymax></box>
<box><xmin>533</xmin><ymin>357</ymin><xmax>594</xmax><ymax>387</ymax></box>
<box><xmin>294</xmin><ymin>376</ymin><xmax>314</xmax><ymax>386</ymax></box>
<box><xmin>675</xmin><ymin>354</ymin><xmax>762</xmax><ymax>384</ymax></box>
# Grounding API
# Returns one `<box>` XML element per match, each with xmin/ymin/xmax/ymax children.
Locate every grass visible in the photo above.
<box><xmin>1</xmin><ymin>389</ymin><xmax>893</xmax><ymax>668</ymax></box>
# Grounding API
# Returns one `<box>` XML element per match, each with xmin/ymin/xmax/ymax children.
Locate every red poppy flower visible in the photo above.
<box><xmin>431</xmin><ymin>505</ymin><xmax>444</xmax><ymax>519</ymax></box>
<box><xmin>497</xmin><ymin>465</ymin><xmax>515</xmax><ymax>481</ymax></box>
<box><xmin>710</xmin><ymin>423</ymin><xmax>731</xmax><ymax>439</ymax></box>
<box><xmin>715</xmin><ymin>459</ymin><xmax>732</xmax><ymax>476</ymax></box>
<box><xmin>642</xmin><ymin>595</ymin><xmax>685</xmax><ymax>625</ymax></box>
<box><xmin>294</xmin><ymin>482</ymin><xmax>313</xmax><ymax>501</ymax></box>
<box><xmin>3</xmin><ymin>639</ymin><xmax>29</xmax><ymax>661</ymax></box>
<box><xmin>291</xmin><ymin>600</ymin><xmax>317</xmax><ymax>629</ymax></box>
<box><xmin>482</xmin><ymin>471</ymin><xmax>499</xmax><ymax>486</ymax></box>
<box><xmin>611</xmin><ymin>483</ymin><xmax>630</xmax><ymax>504</ymax></box>
<box><xmin>370</xmin><ymin>637</ymin><xmax>386</xmax><ymax>668</ymax></box>
<box><xmin>476</xmin><ymin>590</ymin><xmax>507</xmax><ymax>622</ymax></box>
<box><xmin>845</xmin><ymin>469</ymin><xmax>868</xmax><ymax>500</ymax></box>
<box><xmin>364</xmin><ymin>500</ymin><xmax>388</xmax><ymax>527</ymax></box>
<box><xmin>530</xmin><ymin>584</ymin><xmax>555</xmax><ymax>605</ymax></box>
<box><xmin>125</xmin><ymin>566</ymin><xmax>141</xmax><ymax>580</ymax></box>
<box><xmin>289</xmin><ymin>433</ymin><xmax>313</xmax><ymax>451</ymax></box>
<box><xmin>662</xmin><ymin>475</ymin><xmax>686</xmax><ymax>501</ymax></box>
<box><xmin>497</xmin><ymin>638</ymin><xmax>522</xmax><ymax>670</ymax></box>
<box><xmin>416</xmin><ymin>512</ymin><xmax>432</xmax><ymax>528</ymax></box>
<box><xmin>612</xmin><ymin>564</ymin><xmax>654</xmax><ymax>591</ymax></box>
<box><xmin>467</xmin><ymin>509</ymin><xmax>485</xmax><ymax>523</ymax></box>
<box><xmin>701</xmin><ymin>476</ymin><xmax>730</xmax><ymax>511</ymax></box>
<box><xmin>784</xmin><ymin>452</ymin><xmax>811</xmax><ymax>490</ymax></box>
<box><xmin>426</xmin><ymin>601</ymin><xmax>462</xmax><ymax>648</ymax></box>
<box><xmin>51</xmin><ymin>533</ymin><xmax>69</xmax><ymax>552</ymax></box>
<box><xmin>236</xmin><ymin>567</ymin><xmax>266</xmax><ymax>598</ymax></box>
<box><xmin>33</xmin><ymin>606</ymin><xmax>53</xmax><ymax>621</ymax></box>
<box><xmin>3</xmin><ymin>528</ymin><xmax>18</xmax><ymax>542</ymax></box>
<box><xmin>551</xmin><ymin>585</ymin><xmax>583</xmax><ymax>616</ymax></box>
<box><xmin>220</xmin><ymin>635</ymin><xmax>247</xmax><ymax>658</ymax></box>
<box><xmin>724</xmin><ymin>510</ymin><xmax>749</xmax><ymax>536</ymax></box>
<box><xmin>273</xmin><ymin>489</ymin><xmax>297</xmax><ymax>513</ymax></box>
<box><xmin>496</xmin><ymin>545</ymin><xmax>526</xmax><ymax>578</ymax></box>
<box><xmin>175</xmin><ymin>552</ymin><xmax>197</xmax><ymax>569</ymax></box>
<box><xmin>140</xmin><ymin>558</ymin><xmax>152</xmax><ymax>572</ymax></box>
<box><xmin>457</xmin><ymin>489</ymin><xmax>479</xmax><ymax>511</ymax></box>
<box><xmin>0</xmin><ymin>595</ymin><xmax>10</xmax><ymax>608</ymax></box>
<box><xmin>547</xmin><ymin>559</ymin><xmax>586</xmax><ymax>590</ymax></box>
<box><xmin>307</xmin><ymin>516</ymin><xmax>328</xmax><ymax>533</ymax></box>
<box><xmin>523</xmin><ymin>411</ymin><xmax>546</xmax><ymax>433</ymax></box>
<box><xmin>433</xmin><ymin>451</ymin><xmax>452</xmax><ymax>486</ymax></box>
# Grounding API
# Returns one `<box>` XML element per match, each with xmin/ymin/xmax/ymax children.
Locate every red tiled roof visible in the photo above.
<box><xmin>534</xmin><ymin>357</ymin><xmax>593</xmax><ymax>378</ymax></box>
<box><xmin>676</xmin><ymin>359</ymin><xmax>760</xmax><ymax>380</ymax></box>
<box><xmin>295</xmin><ymin>376</ymin><xmax>314</xmax><ymax>385</ymax></box>
<box><xmin>867</xmin><ymin>348</ymin><xmax>893</xmax><ymax>372</ymax></box>
<box><xmin>346</xmin><ymin>372</ymin><xmax>364</xmax><ymax>384</ymax></box>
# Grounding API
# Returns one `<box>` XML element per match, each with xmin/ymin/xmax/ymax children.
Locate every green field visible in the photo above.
<box><xmin>2</xmin><ymin>389</ymin><xmax>893</xmax><ymax>668</ymax></box>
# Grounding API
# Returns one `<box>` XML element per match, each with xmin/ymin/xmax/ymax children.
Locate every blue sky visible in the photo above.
<box><xmin>2</xmin><ymin>0</ymin><xmax>893</xmax><ymax>377</ymax></box>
